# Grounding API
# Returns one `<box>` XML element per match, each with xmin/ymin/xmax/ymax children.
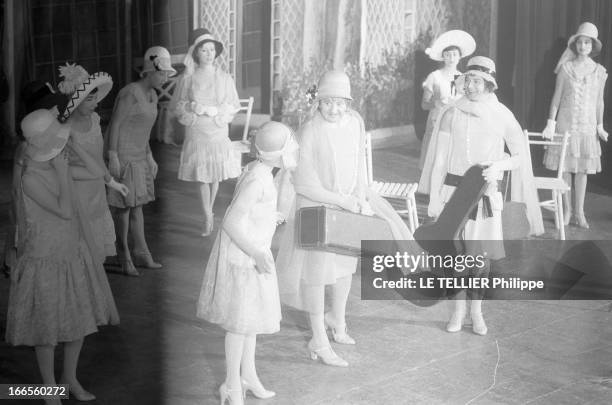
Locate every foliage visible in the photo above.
<box><xmin>279</xmin><ymin>39</ymin><xmax>427</xmax><ymax>130</ymax></box>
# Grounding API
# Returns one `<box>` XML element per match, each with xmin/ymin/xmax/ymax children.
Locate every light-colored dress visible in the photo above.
<box><xmin>276</xmin><ymin>110</ymin><xmax>418</xmax><ymax>312</ymax></box>
<box><xmin>543</xmin><ymin>61</ymin><xmax>608</xmax><ymax>174</ymax></box>
<box><xmin>107</xmin><ymin>83</ymin><xmax>157</xmax><ymax>208</ymax></box>
<box><xmin>419</xmin><ymin>69</ymin><xmax>462</xmax><ymax>170</ymax></box>
<box><xmin>176</xmin><ymin>68</ymin><xmax>241</xmax><ymax>183</ymax></box>
<box><xmin>419</xmin><ymin>94</ymin><xmax>545</xmax><ymax>249</ymax></box>
<box><xmin>5</xmin><ymin>164</ymin><xmax>119</xmax><ymax>346</ymax></box>
<box><xmin>197</xmin><ymin>163</ymin><xmax>281</xmax><ymax>335</ymax></box>
<box><xmin>70</xmin><ymin>112</ymin><xmax>116</xmax><ymax>262</ymax></box>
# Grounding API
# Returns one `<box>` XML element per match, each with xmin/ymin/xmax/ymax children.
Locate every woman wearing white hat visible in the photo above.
<box><xmin>418</xmin><ymin>30</ymin><xmax>476</xmax><ymax>171</ymax></box>
<box><xmin>276</xmin><ymin>70</ymin><xmax>417</xmax><ymax>367</ymax></box>
<box><xmin>106</xmin><ymin>46</ymin><xmax>177</xmax><ymax>275</ymax></box>
<box><xmin>7</xmin><ymin>109</ymin><xmax>119</xmax><ymax>403</ymax></box>
<box><xmin>420</xmin><ymin>56</ymin><xmax>543</xmax><ymax>335</ymax></box>
<box><xmin>542</xmin><ymin>22</ymin><xmax>608</xmax><ymax>229</ymax></box>
<box><xmin>57</xmin><ymin>63</ymin><xmax>130</xmax><ymax>271</ymax></box>
<box><xmin>172</xmin><ymin>28</ymin><xmax>242</xmax><ymax>237</ymax></box>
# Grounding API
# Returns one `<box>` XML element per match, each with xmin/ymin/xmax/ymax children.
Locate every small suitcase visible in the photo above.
<box><xmin>296</xmin><ymin>205</ymin><xmax>393</xmax><ymax>256</ymax></box>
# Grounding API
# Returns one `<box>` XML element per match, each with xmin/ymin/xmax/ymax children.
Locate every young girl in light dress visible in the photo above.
<box><xmin>418</xmin><ymin>30</ymin><xmax>475</xmax><ymax>171</ymax></box>
<box><xmin>173</xmin><ymin>28</ymin><xmax>242</xmax><ymax>236</ymax></box>
<box><xmin>197</xmin><ymin>121</ymin><xmax>298</xmax><ymax>404</ymax></box>
<box><xmin>542</xmin><ymin>22</ymin><xmax>608</xmax><ymax>229</ymax></box>
<box><xmin>6</xmin><ymin>109</ymin><xmax>119</xmax><ymax>405</ymax></box>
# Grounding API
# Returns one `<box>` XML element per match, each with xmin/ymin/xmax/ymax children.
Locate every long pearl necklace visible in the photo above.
<box><xmin>327</xmin><ymin>118</ymin><xmax>358</xmax><ymax>196</ymax></box>
<box><xmin>465</xmin><ymin>117</ymin><xmax>473</xmax><ymax>166</ymax></box>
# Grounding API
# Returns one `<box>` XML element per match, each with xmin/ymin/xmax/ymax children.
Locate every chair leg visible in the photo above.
<box><xmin>411</xmin><ymin>194</ymin><xmax>419</xmax><ymax>230</ymax></box>
<box><xmin>552</xmin><ymin>191</ymin><xmax>560</xmax><ymax>231</ymax></box>
<box><xmin>405</xmin><ymin>197</ymin><xmax>415</xmax><ymax>233</ymax></box>
<box><xmin>556</xmin><ymin>191</ymin><xmax>565</xmax><ymax>240</ymax></box>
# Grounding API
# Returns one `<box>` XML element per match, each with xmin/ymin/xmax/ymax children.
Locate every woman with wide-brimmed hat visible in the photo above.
<box><xmin>418</xmin><ymin>30</ymin><xmax>476</xmax><ymax>171</ymax></box>
<box><xmin>57</xmin><ymin>63</ymin><xmax>131</xmax><ymax>270</ymax></box>
<box><xmin>106</xmin><ymin>46</ymin><xmax>177</xmax><ymax>276</ymax></box>
<box><xmin>542</xmin><ymin>22</ymin><xmax>608</xmax><ymax>229</ymax></box>
<box><xmin>420</xmin><ymin>56</ymin><xmax>543</xmax><ymax>336</ymax></box>
<box><xmin>172</xmin><ymin>28</ymin><xmax>242</xmax><ymax>237</ymax></box>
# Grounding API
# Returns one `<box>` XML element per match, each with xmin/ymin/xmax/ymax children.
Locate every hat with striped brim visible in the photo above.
<box><xmin>57</xmin><ymin>63</ymin><xmax>113</xmax><ymax>122</ymax></box>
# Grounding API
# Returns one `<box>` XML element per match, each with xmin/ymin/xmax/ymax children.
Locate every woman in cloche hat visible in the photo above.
<box><xmin>172</xmin><ymin>28</ymin><xmax>242</xmax><ymax>237</ymax></box>
<box><xmin>420</xmin><ymin>56</ymin><xmax>543</xmax><ymax>336</ymax></box>
<box><xmin>419</xmin><ymin>30</ymin><xmax>476</xmax><ymax>170</ymax></box>
<box><xmin>542</xmin><ymin>22</ymin><xmax>608</xmax><ymax>229</ymax></box>
<box><xmin>106</xmin><ymin>46</ymin><xmax>177</xmax><ymax>276</ymax></box>
<box><xmin>276</xmin><ymin>70</ymin><xmax>417</xmax><ymax>368</ymax></box>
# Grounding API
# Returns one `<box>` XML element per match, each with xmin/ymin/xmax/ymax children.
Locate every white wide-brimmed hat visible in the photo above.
<box><xmin>425</xmin><ymin>30</ymin><xmax>476</xmax><ymax>61</ymax></box>
<box><xmin>141</xmin><ymin>46</ymin><xmax>177</xmax><ymax>76</ymax></box>
<box><xmin>317</xmin><ymin>70</ymin><xmax>353</xmax><ymax>100</ymax></box>
<box><xmin>57</xmin><ymin>63</ymin><xmax>113</xmax><ymax>122</ymax></box>
<box><xmin>568</xmin><ymin>22</ymin><xmax>602</xmax><ymax>56</ymax></box>
<box><xmin>455</xmin><ymin>56</ymin><xmax>498</xmax><ymax>90</ymax></box>
<box><xmin>21</xmin><ymin>109</ymin><xmax>71</xmax><ymax>162</ymax></box>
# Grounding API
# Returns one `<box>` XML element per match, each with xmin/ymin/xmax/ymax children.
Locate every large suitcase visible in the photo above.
<box><xmin>296</xmin><ymin>205</ymin><xmax>393</xmax><ymax>256</ymax></box>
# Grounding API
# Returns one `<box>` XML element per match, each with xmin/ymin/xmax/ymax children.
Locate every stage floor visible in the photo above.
<box><xmin>1</xmin><ymin>140</ymin><xmax>611</xmax><ymax>404</ymax></box>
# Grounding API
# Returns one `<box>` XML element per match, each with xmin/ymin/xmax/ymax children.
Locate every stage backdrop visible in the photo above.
<box><xmin>506</xmin><ymin>0</ymin><xmax>612</xmax><ymax>188</ymax></box>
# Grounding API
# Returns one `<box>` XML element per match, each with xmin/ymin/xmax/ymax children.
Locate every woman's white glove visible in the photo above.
<box><xmin>107</xmin><ymin>178</ymin><xmax>129</xmax><ymax>197</ymax></box>
<box><xmin>203</xmin><ymin>106</ymin><xmax>219</xmax><ymax>117</ymax></box>
<box><xmin>482</xmin><ymin>161</ymin><xmax>505</xmax><ymax>184</ymax></box>
<box><xmin>178</xmin><ymin>112</ymin><xmax>197</xmax><ymax>127</ymax></box>
<box><xmin>190</xmin><ymin>101</ymin><xmax>206</xmax><ymax>115</ymax></box>
<box><xmin>542</xmin><ymin>119</ymin><xmax>556</xmax><ymax>140</ymax></box>
<box><xmin>253</xmin><ymin>248</ymin><xmax>275</xmax><ymax>275</ymax></box>
<box><xmin>146</xmin><ymin>153</ymin><xmax>158</xmax><ymax>178</ymax></box>
<box><xmin>597</xmin><ymin>124</ymin><xmax>608</xmax><ymax>142</ymax></box>
<box><xmin>108</xmin><ymin>150</ymin><xmax>121</xmax><ymax>178</ymax></box>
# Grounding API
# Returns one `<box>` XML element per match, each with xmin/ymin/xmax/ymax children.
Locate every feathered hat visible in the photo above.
<box><xmin>57</xmin><ymin>63</ymin><xmax>113</xmax><ymax>122</ymax></box>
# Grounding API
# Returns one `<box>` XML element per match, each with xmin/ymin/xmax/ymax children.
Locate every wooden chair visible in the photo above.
<box><xmin>365</xmin><ymin>132</ymin><xmax>419</xmax><ymax>232</ymax></box>
<box><xmin>230</xmin><ymin>97</ymin><xmax>255</xmax><ymax>169</ymax></box>
<box><xmin>524</xmin><ymin>130</ymin><xmax>571</xmax><ymax>240</ymax></box>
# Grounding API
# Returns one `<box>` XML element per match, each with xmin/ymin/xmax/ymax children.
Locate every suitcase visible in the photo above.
<box><xmin>296</xmin><ymin>206</ymin><xmax>393</xmax><ymax>256</ymax></box>
<box><xmin>414</xmin><ymin>164</ymin><xmax>488</xmax><ymax>256</ymax></box>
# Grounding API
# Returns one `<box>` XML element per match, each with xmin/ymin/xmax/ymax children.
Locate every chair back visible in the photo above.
<box><xmin>524</xmin><ymin>130</ymin><xmax>570</xmax><ymax>179</ymax></box>
<box><xmin>236</xmin><ymin>97</ymin><xmax>254</xmax><ymax>142</ymax></box>
<box><xmin>365</xmin><ymin>132</ymin><xmax>374</xmax><ymax>185</ymax></box>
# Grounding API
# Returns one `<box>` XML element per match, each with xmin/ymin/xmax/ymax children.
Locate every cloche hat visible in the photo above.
<box><xmin>141</xmin><ymin>46</ymin><xmax>177</xmax><ymax>76</ymax></box>
<box><xmin>183</xmin><ymin>28</ymin><xmax>224</xmax><ymax>75</ymax></box>
<box><xmin>189</xmin><ymin>28</ymin><xmax>224</xmax><ymax>57</ymax></box>
<box><xmin>22</xmin><ymin>80</ymin><xmax>66</xmax><ymax>114</ymax></box>
<box><xmin>455</xmin><ymin>56</ymin><xmax>498</xmax><ymax>90</ymax></box>
<box><xmin>317</xmin><ymin>70</ymin><xmax>353</xmax><ymax>100</ymax></box>
<box><xmin>568</xmin><ymin>22</ymin><xmax>602</xmax><ymax>56</ymax></box>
